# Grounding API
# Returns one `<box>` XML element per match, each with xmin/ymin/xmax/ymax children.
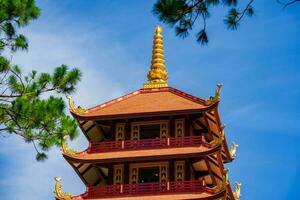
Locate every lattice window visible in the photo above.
<box><xmin>174</xmin><ymin>161</ymin><xmax>185</xmax><ymax>181</ymax></box>
<box><xmin>113</xmin><ymin>164</ymin><xmax>124</xmax><ymax>185</ymax></box>
<box><xmin>160</xmin><ymin>122</ymin><xmax>168</xmax><ymax>139</ymax></box>
<box><xmin>175</xmin><ymin>119</ymin><xmax>185</xmax><ymax>138</ymax></box>
<box><xmin>131</xmin><ymin>125</ymin><xmax>139</xmax><ymax>140</ymax></box>
<box><xmin>115</xmin><ymin>123</ymin><xmax>125</xmax><ymax>141</ymax></box>
<box><xmin>160</xmin><ymin>164</ymin><xmax>168</xmax><ymax>183</ymax></box>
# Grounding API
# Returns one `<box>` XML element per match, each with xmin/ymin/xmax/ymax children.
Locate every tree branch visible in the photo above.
<box><xmin>236</xmin><ymin>0</ymin><xmax>254</xmax><ymax>24</ymax></box>
<box><xmin>277</xmin><ymin>0</ymin><xmax>300</xmax><ymax>8</ymax></box>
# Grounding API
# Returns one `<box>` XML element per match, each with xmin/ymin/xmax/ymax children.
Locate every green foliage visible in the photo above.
<box><xmin>153</xmin><ymin>0</ymin><xmax>254</xmax><ymax>45</ymax></box>
<box><xmin>0</xmin><ymin>0</ymin><xmax>82</xmax><ymax>161</ymax></box>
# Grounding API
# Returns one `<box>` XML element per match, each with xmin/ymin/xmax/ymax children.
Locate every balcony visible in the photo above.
<box><xmin>88</xmin><ymin>136</ymin><xmax>211</xmax><ymax>153</ymax></box>
<box><xmin>86</xmin><ymin>180</ymin><xmax>217</xmax><ymax>199</ymax></box>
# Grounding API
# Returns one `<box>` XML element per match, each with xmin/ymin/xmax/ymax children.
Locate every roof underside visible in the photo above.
<box><xmin>75</xmin><ymin>87</ymin><xmax>211</xmax><ymax>118</ymax></box>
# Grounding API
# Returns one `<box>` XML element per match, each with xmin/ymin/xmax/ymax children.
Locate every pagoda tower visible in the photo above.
<box><xmin>54</xmin><ymin>26</ymin><xmax>241</xmax><ymax>200</ymax></box>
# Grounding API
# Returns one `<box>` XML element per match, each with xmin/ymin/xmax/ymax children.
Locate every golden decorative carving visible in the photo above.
<box><xmin>210</xmin><ymin>124</ymin><xmax>225</xmax><ymax>146</ymax></box>
<box><xmin>222</xmin><ymin>168</ymin><xmax>229</xmax><ymax>187</ymax></box>
<box><xmin>144</xmin><ymin>25</ymin><xmax>168</xmax><ymax>89</ymax></box>
<box><xmin>213</xmin><ymin>168</ymin><xmax>229</xmax><ymax>192</ymax></box>
<box><xmin>54</xmin><ymin>177</ymin><xmax>73</xmax><ymax>200</ymax></box>
<box><xmin>61</xmin><ymin>136</ymin><xmax>77</xmax><ymax>157</ymax></box>
<box><xmin>230</xmin><ymin>142</ymin><xmax>239</xmax><ymax>158</ymax></box>
<box><xmin>233</xmin><ymin>181</ymin><xmax>242</xmax><ymax>199</ymax></box>
<box><xmin>205</xmin><ymin>83</ymin><xmax>223</xmax><ymax>106</ymax></box>
<box><xmin>66</xmin><ymin>95</ymin><xmax>86</xmax><ymax>114</ymax></box>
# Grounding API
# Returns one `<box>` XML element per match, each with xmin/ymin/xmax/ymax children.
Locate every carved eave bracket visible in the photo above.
<box><xmin>66</xmin><ymin>95</ymin><xmax>87</xmax><ymax>115</ymax></box>
<box><xmin>233</xmin><ymin>181</ymin><xmax>242</xmax><ymax>200</ymax></box>
<box><xmin>230</xmin><ymin>142</ymin><xmax>239</xmax><ymax>159</ymax></box>
<box><xmin>61</xmin><ymin>136</ymin><xmax>78</xmax><ymax>157</ymax></box>
<box><xmin>54</xmin><ymin>177</ymin><xmax>73</xmax><ymax>200</ymax></box>
<box><xmin>205</xmin><ymin>83</ymin><xmax>223</xmax><ymax>106</ymax></box>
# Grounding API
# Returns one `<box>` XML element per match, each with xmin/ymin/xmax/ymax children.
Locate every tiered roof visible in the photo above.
<box><xmin>54</xmin><ymin>25</ymin><xmax>240</xmax><ymax>200</ymax></box>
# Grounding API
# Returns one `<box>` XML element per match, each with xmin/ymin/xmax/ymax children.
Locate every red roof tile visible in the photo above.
<box><xmin>72</xmin><ymin>87</ymin><xmax>213</xmax><ymax>119</ymax></box>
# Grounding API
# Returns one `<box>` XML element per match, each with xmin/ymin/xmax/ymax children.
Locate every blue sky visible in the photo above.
<box><xmin>0</xmin><ymin>0</ymin><xmax>299</xmax><ymax>199</ymax></box>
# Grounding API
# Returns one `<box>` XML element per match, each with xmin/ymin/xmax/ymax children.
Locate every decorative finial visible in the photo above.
<box><xmin>144</xmin><ymin>25</ymin><xmax>168</xmax><ymax>89</ymax></box>
<box><xmin>61</xmin><ymin>135</ymin><xmax>77</xmax><ymax>157</ymax></box>
<box><xmin>230</xmin><ymin>142</ymin><xmax>239</xmax><ymax>158</ymax></box>
<box><xmin>66</xmin><ymin>95</ymin><xmax>87</xmax><ymax>115</ymax></box>
<box><xmin>233</xmin><ymin>181</ymin><xmax>242</xmax><ymax>199</ymax></box>
<box><xmin>54</xmin><ymin>177</ymin><xmax>73</xmax><ymax>200</ymax></box>
<box><xmin>205</xmin><ymin>83</ymin><xmax>223</xmax><ymax>106</ymax></box>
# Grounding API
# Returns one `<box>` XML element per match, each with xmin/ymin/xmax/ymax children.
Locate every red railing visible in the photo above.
<box><xmin>88</xmin><ymin>136</ymin><xmax>211</xmax><ymax>153</ymax></box>
<box><xmin>87</xmin><ymin>180</ymin><xmax>215</xmax><ymax>198</ymax></box>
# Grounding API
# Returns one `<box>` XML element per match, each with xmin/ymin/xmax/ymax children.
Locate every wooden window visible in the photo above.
<box><xmin>129</xmin><ymin>162</ymin><xmax>169</xmax><ymax>184</ymax></box>
<box><xmin>175</xmin><ymin>119</ymin><xmax>185</xmax><ymax>138</ymax></box>
<box><xmin>131</xmin><ymin>121</ymin><xmax>169</xmax><ymax>140</ymax></box>
<box><xmin>140</xmin><ymin>124</ymin><xmax>160</xmax><ymax>139</ymax></box>
<box><xmin>174</xmin><ymin>161</ymin><xmax>185</xmax><ymax>181</ymax></box>
<box><xmin>113</xmin><ymin>164</ymin><xmax>124</xmax><ymax>185</ymax></box>
<box><xmin>115</xmin><ymin>123</ymin><xmax>125</xmax><ymax>141</ymax></box>
<box><xmin>160</xmin><ymin>122</ymin><xmax>168</xmax><ymax>139</ymax></box>
<box><xmin>131</xmin><ymin>125</ymin><xmax>139</xmax><ymax>140</ymax></box>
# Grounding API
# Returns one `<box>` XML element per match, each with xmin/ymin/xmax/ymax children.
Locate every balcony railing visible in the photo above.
<box><xmin>88</xmin><ymin>136</ymin><xmax>211</xmax><ymax>153</ymax></box>
<box><xmin>87</xmin><ymin>180</ymin><xmax>215</xmax><ymax>198</ymax></box>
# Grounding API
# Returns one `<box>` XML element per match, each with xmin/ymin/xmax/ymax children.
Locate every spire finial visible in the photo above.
<box><xmin>144</xmin><ymin>25</ymin><xmax>168</xmax><ymax>89</ymax></box>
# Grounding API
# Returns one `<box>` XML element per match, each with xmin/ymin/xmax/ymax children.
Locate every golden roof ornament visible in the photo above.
<box><xmin>66</xmin><ymin>95</ymin><xmax>87</xmax><ymax>115</ymax></box>
<box><xmin>144</xmin><ymin>25</ymin><xmax>168</xmax><ymax>89</ymax></box>
<box><xmin>61</xmin><ymin>135</ymin><xmax>77</xmax><ymax>157</ymax></box>
<box><xmin>210</xmin><ymin>124</ymin><xmax>225</xmax><ymax>146</ymax></box>
<box><xmin>230</xmin><ymin>142</ymin><xmax>239</xmax><ymax>158</ymax></box>
<box><xmin>54</xmin><ymin>177</ymin><xmax>73</xmax><ymax>200</ymax></box>
<box><xmin>213</xmin><ymin>168</ymin><xmax>229</xmax><ymax>192</ymax></box>
<box><xmin>205</xmin><ymin>83</ymin><xmax>223</xmax><ymax>106</ymax></box>
<box><xmin>233</xmin><ymin>181</ymin><xmax>242</xmax><ymax>199</ymax></box>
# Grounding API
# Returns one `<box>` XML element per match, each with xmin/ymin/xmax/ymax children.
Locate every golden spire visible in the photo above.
<box><xmin>144</xmin><ymin>25</ymin><xmax>168</xmax><ymax>89</ymax></box>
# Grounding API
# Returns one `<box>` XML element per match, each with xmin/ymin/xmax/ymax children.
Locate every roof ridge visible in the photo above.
<box><xmin>87</xmin><ymin>89</ymin><xmax>142</xmax><ymax>112</ymax></box>
<box><xmin>86</xmin><ymin>86</ymin><xmax>206</xmax><ymax>114</ymax></box>
<box><xmin>167</xmin><ymin>87</ymin><xmax>206</xmax><ymax>104</ymax></box>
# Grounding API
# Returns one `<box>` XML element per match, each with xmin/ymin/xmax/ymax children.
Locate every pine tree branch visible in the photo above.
<box><xmin>236</xmin><ymin>0</ymin><xmax>254</xmax><ymax>24</ymax></box>
<box><xmin>277</xmin><ymin>0</ymin><xmax>300</xmax><ymax>8</ymax></box>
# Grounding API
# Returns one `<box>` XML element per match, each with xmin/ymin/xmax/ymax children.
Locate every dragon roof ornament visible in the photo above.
<box><xmin>54</xmin><ymin>177</ymin><xmax>73</xmax><ymax>200</ymax></box>
<box><xmin>205</xmin><ymin>83</ymin><xmax>223</xmax><ymax>106</ymax></box>
<box><xmin>61</xmin><ymin>135</ymin><xmax>77</xmax><ymax>157</ymax></box>
<box><xmin>66</xmin><ymin>95</ymin><xmax>87</xmax><ymax>115</ymax></box>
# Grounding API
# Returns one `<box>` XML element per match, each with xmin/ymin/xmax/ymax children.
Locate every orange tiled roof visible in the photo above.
<box><xmin>72</xmin><ymin>87</ymin><xmax>215</xmax><ymax>119</ymax></box>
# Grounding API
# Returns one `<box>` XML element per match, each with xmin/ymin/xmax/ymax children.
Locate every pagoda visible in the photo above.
<box><xmin>54</xmin><ymin>26</ymin><xmax>241</xmax><ymax>200</ymax></box>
